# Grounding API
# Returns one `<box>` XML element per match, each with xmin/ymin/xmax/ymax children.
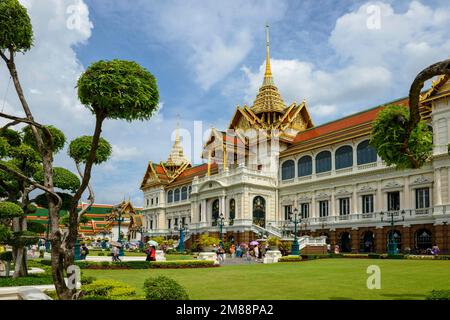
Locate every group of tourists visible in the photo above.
<box><xmin>213</xmin><ymin>242</ymin><xmax>269</xmax><ymax>263</ymax></box>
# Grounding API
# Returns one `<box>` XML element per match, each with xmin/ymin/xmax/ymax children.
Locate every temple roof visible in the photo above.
<box><xmin>166</xmin><ymin>126</ymin><xmax>189</xmax><ymax>167</ymax></box>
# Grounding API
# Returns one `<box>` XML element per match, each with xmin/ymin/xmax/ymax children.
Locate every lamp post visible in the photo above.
<box><xmin>45</xmin><ymin>215</ymin><xmax>51</xmax><ymax>252</ymax></box>
<box><xmin>289</xmin><ymin>208</ymin><xmax>300</xmax><ymax>255</ymax></box>
<box><xmin>381</xmin><ymin>210</ymin><xmax>405</xmax><ymax>255</ymax></box>
<box><xmin>115</xmin><ymin>210</ymin><xmax>125</xmax><ymax>257</ymax></box>
<box><xmin>176</xmin><ymin>222</ymin><xmax>189</xmax><ymax>252</ymax></box>
<box><xmin>218</xmin><ymin>213</ymin><xmax>225</xmax><ymax>247</ymax></box>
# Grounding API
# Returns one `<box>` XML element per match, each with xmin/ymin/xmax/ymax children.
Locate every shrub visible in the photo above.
<box><xmin>406</xmin><ymin>255</ymin><xmax>435</xmax><ymax>260</ymax></box>
<box><xmin>81</xmin><ymin>279</ymin><xmax>136</xmax><ymax>300</ymax></box>
<box><xmin>143</xmin><ymin>276</ymin><xmax>189</xmax><ymax>300</ymax></box>
<box><xmin>267</xmin><ymin>236</ymin><xmax>281</xmax><ymax>247</ymax></box>
<box><xmin>342</xmin><ymin>254</ymin><xmax>369</xmax><ymax>258</ymax></box>
<box><xmin>435</xmin><ymin>255</ymin><xmax>450</xmax><ymax>260</ymax></box>
<box><xmin>0</xmin><ymin>251</ymin><xmax>13</xmax><ymax>261</ymax></box>
<box><xmin>279</xmin><ymin>255</ymin><xmax>302</xmax><ymax>262</ymax></box>
<box><xmin>73</xmin><ymin>260</ymin><xmax>216</xmax><ymax>269</ymax></box>
<box><xmin>81</xmin><ymin>275</ymin><xmax>96</xmax><ymax>285</ymax></box>
<box><xmin>195</xmin><ymin>234</ymin><xmax>220</xmax><ymax>248</ymax></box>
<box><xmin>425</xmin><ymin>290</ymin><xmax>450</xmax><ymax>300</ymax></box>
<box><xmin>383</xmin><ymin>254</ymin><xmax>404</xmax><ymax>259</ymax></box>
<box><xmin>0</xmin><ymin>274</ymin><xmax>53</xmax><ymax>287</ymax></box>
<box><xmin>328</xmin><ymin>253</ymin><xmax>343</xmax><ymax>258</ymax></box>
<box><xmin>368</xmin><ymin>254</ymin><xmax>381</xmax><ymax>259</ymax></box>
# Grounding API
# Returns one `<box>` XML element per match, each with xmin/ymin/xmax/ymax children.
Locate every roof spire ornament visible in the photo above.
<box><xmin>264</xmin><ymin>24</ymin><xmax>274</xmax><ymax>85</ymax></box>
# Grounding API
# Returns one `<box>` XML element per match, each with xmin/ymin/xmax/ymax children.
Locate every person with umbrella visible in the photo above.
<box><xmin>146</xmin><ymin>240</ymin><xmax>158</xmax><ymax>261</ymax></box>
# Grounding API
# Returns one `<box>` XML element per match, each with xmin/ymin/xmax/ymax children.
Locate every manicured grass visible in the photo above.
<box><xmin>83</xmin><ymin>259</ymin><xmax>450</xmax><ymax>300</ymax></box>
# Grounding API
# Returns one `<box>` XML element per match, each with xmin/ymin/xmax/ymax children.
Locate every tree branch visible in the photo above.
<box><xmin>0</xmin><ymin>112</ymin><xmax>45</xmax><ymax>129</ymax></box>
<box><xmin>0</xmin><ymin>162</ymin><xmax>62</xmax><ymax>208</ymax></box>
<box><xmin>408</xmin><ymin>58</ymin><xmax>450</xmax><ymax>128</ymax></box>
<box><xmin>74</xmin><ymin>162</ymin><xmax>95</xmax><ymax>220</ymax></box>
<box><xmin>0</xmin><ymin>50</ymin><xmax>8</xmax><ymax>63</ymax></box>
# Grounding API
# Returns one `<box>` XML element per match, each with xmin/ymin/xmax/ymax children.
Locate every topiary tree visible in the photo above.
<box><xmin>371</xmin><ymin>105</ymin><xmax>433</xmax><ymax>169</ymax></box>
<box><xmin>143</xmin><ymin>276</ymin><xmax>189</xmax><ymax>300</ymax></box>
<box><xmin>371</xmin><ymin>58</ymin><xmax>450</xmax><ymax>169</ymax></box>
<box><xmin>0</xmin><ymin>0</ymin><xmax>159</xmax><ymax>300</ymax></box>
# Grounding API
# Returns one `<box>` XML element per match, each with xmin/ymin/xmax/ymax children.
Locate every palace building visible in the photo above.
<box><xmin>140</xmin><ymin>28</ymin><xmax>450</xmax><ymax>254</ymax></box>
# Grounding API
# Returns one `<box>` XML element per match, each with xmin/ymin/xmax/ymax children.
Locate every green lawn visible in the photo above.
<box><xmin>83</xmin><ymin>259</ymin><xmax>450</xmax><ymax>300</ymax></box>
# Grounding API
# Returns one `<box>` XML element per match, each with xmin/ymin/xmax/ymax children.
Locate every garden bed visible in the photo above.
<box><xmin>40</xmin><ymin>260</ymin><xmax>219</xmax><ymax>270</ymax></box>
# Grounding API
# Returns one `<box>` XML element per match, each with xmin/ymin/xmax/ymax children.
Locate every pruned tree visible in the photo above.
<box><xmin>371</xmin><ymin>58</ymin><xmax>450</xmax><ymax>168</ymax></box>
<box><xmin>0</xmin><ymin>0</ymin><xmax>159</xmax><ymax>299</ymax></box>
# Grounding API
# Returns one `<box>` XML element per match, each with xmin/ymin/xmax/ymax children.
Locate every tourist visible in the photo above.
<box><xmin>236</xmin><ymin>245</ymin><xmax>242</xmax><ymax>258</ymax></box>
<box><xmin>245</xmin><ymin>248</ymin><xmax>251</xmax><ymax>262</ymax></box>
<box><xmin>230</xmin><ymin>244</ymin><xmax>236</xmax><ymax>258</ymax></box>
<box><xmin>334</xmin><ymin>245</ymin><xmax>340</xmax><ymax>254</ymax></box>
<box><xmin>146</xmin><ymin>245</ymin><xmax>157</xmax><ymax>261</ymax></box>
<box><xmin>80</xmin><ymin>244</ymin><xmax>89</xmax><ymax>260</ymax></box>
<box><xmin>254</xmin><ymin>245</ymin><xmax>259</xmax><ymax>262</ymax></box>
<box><xmin>217</xmin><ymin>245</ymin><xmax>225</xmax><ymax>263</ymax></box>
<box><xmin>39</xmin><ymin>241</ymin><xmax>46</xmax><ymax>258</ymax></box>
<box><xmin>30</xmin><ymin>244</ymin><xmax>37</xmax><ymax>258</ymax></box>
<box><xmin>112</xmin><ymin>246</ymin><xmax>121</xmax><ymax>262</ymax></box>
<box><xmin>432</xmin><ymin>244</ymin><xmax>440</xmax><ymax>256</ymax></box>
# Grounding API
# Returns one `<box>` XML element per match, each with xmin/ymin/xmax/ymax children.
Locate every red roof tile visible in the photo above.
<box><xmin>293</xmin><ymin>98</ymin><xmax>409</xmax><ymax>144</ymax></box>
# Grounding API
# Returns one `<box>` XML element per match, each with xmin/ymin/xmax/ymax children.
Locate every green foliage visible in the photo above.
<box><xmin>195</xmin><ymin>234</ymin><xmax>220</xmax><ymax>248</ymax></box>
<box><xmin>143</xmin><ymin>276</ymin><xmax>189</xmax><ymax>300</ymax></box>
<box><xmin>71</xmin><ymin>259</ymin><xmax>215</xmax><ymax>270</ymax></box>
<box><xmin>68</xmin><ymin>136</ymin><xmax>111</xmax><ymax>164</ymax></box>
<box><xmin>34</xmin><ymin>167</ymin><xmax>80</xmax><ymax>192</ymax></box>
<box><xmin>425</xmin><ymin>290</ymin><xmax>450</xmax><ymax>300</ymax></box>
<box><xmin>0</xmin><ymin>224</ymin><xmax>12</xmax><ymax>242</ymax></box>
<box><xmin>27</xmin><ymin>221</ymin><xmax>46</xmax><ymax>234</ymax></box>
<box><xmin>267</xmin><ymin>236</ymin><xmax>281</xmax><ymax>247</ymax></box>
<box><xmin>7</xmin><ymin>143</ymin><xmax>41</xmax><ymax>176</ymax></box>
<box><xmin>0</xmin><ymin>201</ymin><xmax>23</xmax><ymax>218</ymax></box>
<box><xmin>9</xmin><ymin>230</ymin><xmax>39</xmax><ymax>246</ymax></box>
<box><xmin>61</xmin><ymin>212</ymin><xmax>89</xmax><ymax>227</ymax></box>
<box><xmin>77</xmin><ymin>60</ymin><xmax>159</xmax><ymax>121</ymax></box>
<box><xmin>81</xmin><ymin>274</ymin><xmax>97</xmax><ymax>285</ymax></box>
<box><xmin>0</xmin><ymin>250</ymin><xmax>13</xmax><ymax>261</ymax></box>
<box><xmin>81</xmin><ymin>279</ymin><xmax>136</xmax><ymax>300</ymax></box>
<box><xmin>371</xmin><ymin>105</ymin><xmax>433</xmax><ymax>169</ymax></box>
<box><xmin>0</xmin><ymin>128</ymin><xmax>21</xmax><ymax>147</ymax></box>
<box><xmin>279</xmin><ymin>255</ymin><xmax>302</xmax><ymax>262</ymax></box>
<box><xmin>0</xmin><ymin>0</ymin><xmax>33</xmax><ymax>52</ymax></box>
<box><xmin>34</xmin><ymin>192</ymin><xmax>73</xmax><ymax>211</ymax></box>
<box><xmin>0</xmin><ymin>274</ymin><xmax>53</xmax><ymax>287</ymax></box>
<box><xmin>0</xmin><ymin>137</ymin><xmax>9</xmax><ymax>157</ymax></box>
<box><xmin>23</xmin><ymin>125</ymin><xmax>66</xmax><ymax>154</ymax></box>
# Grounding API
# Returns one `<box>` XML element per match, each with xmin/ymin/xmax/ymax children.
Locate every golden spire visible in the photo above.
<box><xmin>166</xmin><ymin>117</ymin><xmax>189</xmax><ymax>168</ymax></box>
<box><xmin>263</xmin><ymin>24</ymin><xmax>274</xmax><ymax>85</ymax></box>
<box><xmin>251</xmin><ymin>24</ymin><xmax>285</xmax><ymax>115</ymax></box>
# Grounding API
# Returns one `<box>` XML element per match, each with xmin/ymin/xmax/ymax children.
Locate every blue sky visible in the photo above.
<box><xmin>1</xmin><ymin>0</ymin><xmax>450</xmax><ymax>206</ymax></box>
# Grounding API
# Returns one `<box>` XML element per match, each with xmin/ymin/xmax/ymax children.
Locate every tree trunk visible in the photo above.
<box><xmin>12</xmin><ymin>246</ymin><xmax>23</xmax><ymax>278</ymax></box>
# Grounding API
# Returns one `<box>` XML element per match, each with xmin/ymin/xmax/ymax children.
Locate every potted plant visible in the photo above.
<box><xmin>195</xmin><ymin>234</ymin><xmax>220</xmax><ymax>252</ymax></box>
<box><xmin>267</xmin><ymin>236</ymin><xmax>281</xmax><ymax>250</ymax></box>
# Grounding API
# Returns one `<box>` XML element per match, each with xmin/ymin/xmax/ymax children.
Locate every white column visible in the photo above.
<box><xmin>220</xmin><ymin>196</ymin><xmax>226</xmax><ymax>218</ymax></box>
<box><xmin>201</xmin><ymin>199</ymin><xmax>207</xmax><ymax>222</ymax></box>
<box><xmin>311</xmin><ymin>195</ymin><xmax>316</xmax><ymax>218</ymax></box>
<box><xmin>377</xmin><ymin>181</ymin><xmax>383</xmax><ymax>211</ymax></box>
<box><xmin>352</xmin><ymin>187</ymin><xmax>358</xmax><ymax>214</ymax></box>
<box><xmin>435</xmin><ymin>168</ymin><xmax>442</xmax><ymax>205</ymax></box>
<box><xmin>331</xmin><ymin>191</ymin><xmax>336</xmax><ymax>216</ymax></box>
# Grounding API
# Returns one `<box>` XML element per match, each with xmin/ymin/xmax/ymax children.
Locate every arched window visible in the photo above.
<box><xmin>167</xmin><ymin>190</ymin><xmax>173</xmax><ymax>203</ymax></box>
<box><xmin>298</xmin><ymin>156</ymin><xmax>312</xmax><ymax>177</ymax></box>
<box><xmin>212</xmin><ymin>199</ymin><xmax>220</xmax><ymax>223</ymax></box>
<box><xmin>387</xmin><ymin>230</ymin><xmax>402</xmax><ymax>251</ymax></box>
<box><xmin>415</xmin><ymin>229</ymin><xmax>432</xmax><ymax>250</ymax></box>
<box><xmin>281</xmin><ymin>160</ymin><xmax>295</xmax><ymax>180</ymax></box>
<box><xmin>229</xmin><ymin>199</ymin><xmax>236</xmax><ymax>220</ymax></box>
<box><xmin>360</xmin><ymin>231</ymin><xmax>375</xmax><ymax>253</ymax></box>
<box><xmin>357</xmin><ymin>140</ymin><xmax>377</xmax><ymax>165</ymax></box>
<box><xmin>181</xmin><ymin>186</ymin><xmax>188</xmax><ymax>200</ymax></box>
<box><xmin>174</xmin><ymin>189</ymin><xmax>180</xmax><ymax>202</ymax></box>
<box><xmin>335</xmin><ymin>145</ymin><xmax>353</xmax><ymax>169</ymax></box>
<box><xmin>253</xmin><ymin>196</ymin><xmax>266</xmax><ymax>228</ymax></box>
<box><xmin>316</xmin><ymin>151</ymin><xmax>331</xmax><ymax>173</ymax></box>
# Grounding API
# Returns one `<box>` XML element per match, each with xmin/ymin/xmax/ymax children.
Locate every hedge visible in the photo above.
<box><xmin>69</xmin><ymin>260</ymin><xmax>217</xmax><ymax>269</ymax></box>
<box><xmin>0</xmin><ymin>274</ymin><xmax>53</xmax><ymax>287</ymax></box>
<box><xmin>279</xmin><ymin>255</ymin><xmax>302</xmax><ymax>262</ymax></box>
<box><xmin>425</xmin><ymin>290</ymin><xmax>450</xmax><ymax>300</ymax></box>
<box><xmin>81</xmin><ymin>279</ymin><xmax>136</xmax><ymax>300</ymax></box>
<box><xmin>300</xmin><ymin>254</ymin><xmax>328</xmax><ymax>260</ymax></box>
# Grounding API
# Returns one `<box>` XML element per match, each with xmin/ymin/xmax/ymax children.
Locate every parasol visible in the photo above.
<box><xmin>250</xmin><ymin>241</ymin><xmax>259</xmax><ymax>246</ymax></box>
<box><xmin>147</xmin><ymin>240</ymin><xmax>158</xmax><ymax>247</ymax></box>
<box><xmin>109</xmin><ymin>241</ymin><xmax>122</xmax><ymax>247</ymax></box>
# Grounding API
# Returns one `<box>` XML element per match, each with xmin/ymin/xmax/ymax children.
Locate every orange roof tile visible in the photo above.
<box><xmin>293</xmin><ymin>97</ymin><xmax>409</xmax><ymax>144</ymax></box>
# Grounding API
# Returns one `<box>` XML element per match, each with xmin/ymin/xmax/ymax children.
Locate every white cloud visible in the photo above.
<box><xmin>241</xmin><ymin>1</ymin><xmax>450</xmax><ymax>123</ymax></box>
<box><xmin>142</xmin><ymin>0</ymin><xmax>288</xmax><ymax>90</ymax></box>
<box><xmin>111</xmin><ymin>145</ymin><xmax>140</xmax><ymax>162</ymax></box>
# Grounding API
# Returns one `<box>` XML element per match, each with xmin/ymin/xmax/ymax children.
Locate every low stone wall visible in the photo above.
<box><xmin>301</xmin><ymin>245</ymin><xmax>327</xmax><ymax>255</ymax></box>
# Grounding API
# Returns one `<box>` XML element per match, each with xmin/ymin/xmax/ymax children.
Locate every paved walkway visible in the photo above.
<box><xmin>220</xmin><ymin>257</ymin><xmax>262</xmax><ymax>265</ymax></box>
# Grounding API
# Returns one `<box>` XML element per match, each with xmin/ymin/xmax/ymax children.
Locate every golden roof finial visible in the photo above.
<box><xmin>175</xmin><ymin>114</ymin><xmax>181</xmax><ymax>144</ymax></box>
<box><xmin>263</xmin><ymin>24</ymin><xmax>274</xmax><ymax>85</ymax></box>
